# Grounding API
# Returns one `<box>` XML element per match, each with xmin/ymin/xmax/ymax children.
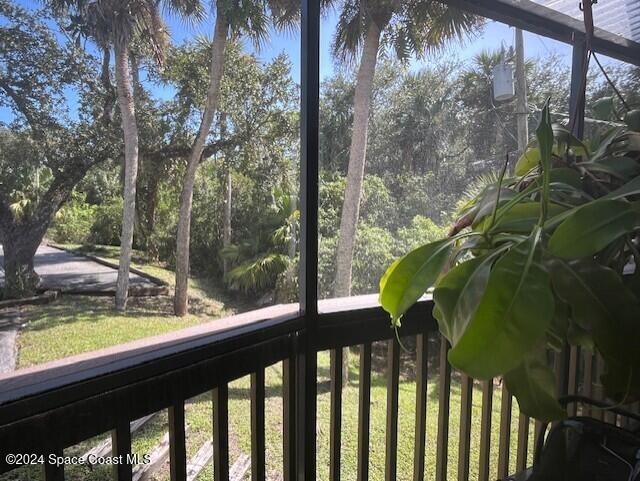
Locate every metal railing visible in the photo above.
<box><xmin>0</xmin><ymin>295</ymin><xmax>626</xmax><ymax>481</ymax></box>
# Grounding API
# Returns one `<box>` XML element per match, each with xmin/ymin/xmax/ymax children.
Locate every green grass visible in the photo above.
<box><xmin>4</xmin><ymin>250</ymin><xmax>536</xmax><ymax>481</ymax></box>
<box><xmin>16</xmin><ymin>296</ymin><xmax>214</xmax><ymax>368</ymax></box>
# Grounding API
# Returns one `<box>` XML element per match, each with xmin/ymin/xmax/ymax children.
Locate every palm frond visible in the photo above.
<box><xmin>331</xmin><ymin>0</ymin><xmax>367</xmax><ymax>63</ymax></box>
<box><xmin>225</xmin><ymin>253</ymin><xmax>289</xmax><ymax>293</ymax></box>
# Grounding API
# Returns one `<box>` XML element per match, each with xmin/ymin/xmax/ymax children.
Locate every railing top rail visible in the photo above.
<box><xmin>0</xmin><ymin>295</ymin><xmax>439</xmax><ymax>430</ymax></box>
<box><xmin>0</xmin><ymin>303</ymin><xmax>301</xmax><ymax>421</ymax></box>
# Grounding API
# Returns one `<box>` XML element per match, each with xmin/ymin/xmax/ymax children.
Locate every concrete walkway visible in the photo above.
<box><xmin>0</xmin><ymin>244</ymin><xmax>156</xmax><ymax>293</ymax></box>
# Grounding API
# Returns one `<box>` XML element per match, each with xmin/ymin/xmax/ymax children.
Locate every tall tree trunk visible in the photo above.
<box><xmin>333</xmin><ymin>21</ymin><xmax>381</xmax><ymax>385</ymax></box>
<box><xmin>174</xmin><ymin>7</ymin><xmax>228</xmax><ymax>316</ymax></box>
<box><xmin>114</xmin><ymin>39</ymin><xmax>140</xmax><ymax>311</ymax></box>
<box><xmin>334</xmin><ymin>21</ymin><xmax>381</xmax><ymax>298</ymax></box>
<box><xmin>1</xmin><ymin>228</ymin><xmax>41</xmax><ymax>299</ymax></box>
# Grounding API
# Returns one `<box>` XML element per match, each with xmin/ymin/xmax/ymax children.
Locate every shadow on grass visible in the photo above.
<box><xmin>20</xmin><ymin>296</ymin><xmax>179</xmax><ymax>333</ymax></box>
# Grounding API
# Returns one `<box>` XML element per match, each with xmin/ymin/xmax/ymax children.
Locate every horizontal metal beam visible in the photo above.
<box><xmin>443</xmin><ymin>0</ymin><xmax>640</xmax><ymax>66</ymax></box>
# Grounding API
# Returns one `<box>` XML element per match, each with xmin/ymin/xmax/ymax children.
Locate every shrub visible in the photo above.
<box><xmin>49</xmin><ymin>194</ymin><xmax>96</xmax><ymax>243</ymax></box>
<box><xmin>88</xmin><ymin>198</ymin><xmax>123</xmax><ymax>246</ymax></box>
<box><xmin>395</xmin><ymin>215</ymin><xmax>447</xmax><ymax>254</ymax></box>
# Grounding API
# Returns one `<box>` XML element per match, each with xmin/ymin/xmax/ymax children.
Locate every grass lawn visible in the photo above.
<box><xmin>2</xmin><ymin>247</ymin><xmax>535</xmax><ymax>481</ymax></box>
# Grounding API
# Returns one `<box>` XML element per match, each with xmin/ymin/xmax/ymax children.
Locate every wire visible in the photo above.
<box><xmin>592</xmin><ymin>52</ymin><xmax>631</xmax><ymax>112</ymax></box>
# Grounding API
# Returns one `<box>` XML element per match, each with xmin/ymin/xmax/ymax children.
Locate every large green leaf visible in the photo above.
<box><xmin>550</xmin><ymin>260</ymin><xmax>640</xmax><ymax>399</ymax></box>
<box><xmin>545</xmin><ymin>168</ymin><xmax>583</xmax><ymax>190</ymax></box>
<box><xmin>548</xmin><ymin>199</ymin><xmax>640</xmax><ymax>259</ymax></box>
<box><xmin>580</xmin><ymin>156</ymin><xmax>640</xmax><ymax>180</ymax></box>
<box><xmin>379</xmin><ymin>239</ymin><xmax>454</xmax><ymax>326</ymax></box>
<box><xmin>605</xmin><ymin>174</ymin><xmax>640</xmax><ymax>199</ymax></box>
<box><xmin>550</xmin><ymin>260</ymin><xmax>640</xmax><ymax>351</ymax></box>
<box><xmin>515</xmin><ymin>148</ymin><xmax>540</xmax><ymax>176</ymax></box>
<box><xmin>471</xmin><ymin>187</ymin><xmax>516</xmax><ymax>228</ymax></box>
<box><xmin>537</xmin><ymin>101</ymin><xmax>554</xmax><ymax>176</ymax></box>
<box><xmin>625</xmin><ymin>109</ymin><xmax>640</xmax><ymax>132</ymax></box>
<box><xmin>483</xmin><ymin>202</ymin><xmax>566</xmax><ymax>234</ymax></box>
<box><xmin>433</xmin><ymin>254</ymin><xmax>497</xmax><ymax>345</ymax></box>
<box><xmin>504</xmin><ymin>353</ymin><xmax>566</xmax><ymax>422</ymax></box>
<box><xmin>447</xmin><ymin>233</ymin><xmax>554</xmax><ymax>379</ymax></box>
<box><xmin>592</xmin><ymin>96</ymin><xmax>615</xmax><ymax>121</ymax></box>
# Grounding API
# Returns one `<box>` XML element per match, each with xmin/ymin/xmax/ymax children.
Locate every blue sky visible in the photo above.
<box><xmin>1</xmin><ymin>0</ymin><xmax>580</xmax><ymax>122</ymax></box>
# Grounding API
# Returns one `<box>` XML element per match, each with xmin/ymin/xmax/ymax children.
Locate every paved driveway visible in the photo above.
<box><xmin>0</xmin><ymin>245</ymin><xmax>156</xmax><ymax>293</ymax></box>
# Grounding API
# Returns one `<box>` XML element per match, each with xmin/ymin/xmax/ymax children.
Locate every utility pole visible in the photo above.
<box><xmin>515</xmin><ymin>28</ymin><xmax>529</xmax><ymax>154</ymax></box>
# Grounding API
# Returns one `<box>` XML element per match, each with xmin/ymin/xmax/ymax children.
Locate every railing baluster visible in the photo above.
<box><xmin>457</xmin><ymin>374</ymin><xmax>473</xmax><ymax>481</ymax></box>
<box><xmin>282</xmin><ymin>359</ymin><xmax>296</xmax><ymax>481</ymax></box>
<box><xmin>435</xmin><ymin>337</ymin><xmax>451</xmax><ymax>481</ymax></box>
<box><xmin>593</xmin><ymin>356</ymin><xmax>605</xmax><ymax>421</ymax></box>
<box><xmin>385</xmin><ymin>338</ymin><xmax>400</xmax><ymax>481</ymax></box>
<box><xmin>478</xmin><ymin>380</ymin><xmax>492</xmax><ymax>481</ymax></box>
<box><xmin>169</xmin><ymin>400</ymin><xmax>187</xmax><ymax>481</ymax></box>
<box><xmin>251</xmin><ymin>370</ymin><xmax>266</xmax><ymax>481</ymax></box>
<box><xmin>112</xmin><ymin>419</ymin><xmax>133</xmax><ymax>481</ymax></box>
<box><xmin>605</xmin><ymin>409</ymin><xmax>617</xmax><ymax>425</ymax></box>
<box><xmin>413</xmin><ymin>334</ymin><xmax>428</xmax><ymax>481</ymax></box>
<box><xmin>582</xmin><ymin>350</ymin><xmax>593</xmax><ymax>417</ymax></box>
<box><xmin>515</xmin><ymin>413</ymin><xmax>529</xmax><ymax>472</ymax></box>
<box><xmin>330</xmin><ymin>349</ymin><xmax>343</xmax><ymax>481</ymax></box>
<box><xmin>44</xmin><ymin>447</ymin><xmax>64</xmax><ymax>481</ymax></box>
<box><xmin>213</xmin><ymin>385</ymin><xmax>230</xmax><ymax>481</ymax></box>
<box><xmin>598</xmin><ymin>352</ymin><xmax>615</xmax><ymax>424</ymax></box>
<box><xmin>567</xmin><ymin>346</ymin><xmax>579</xmax><ymax>416</ymax></box>
<box><xmin>497</xmin><ymin>386</ymin><xmax>512</xmax><ymax>480</ymax></box>
<box><xmin>357</xmin><ymin>343</ymin><xmax>372</xmax><ymax>481</ymax></box>
<box><xmin>554</xmin><ymin>348</ymin><xmax>569</xmax><ymax>402</ymax></box>
<box><xmin>533</xmin><ymin>421</ymin><xmax>545</xmax><ymax>458</ymax></box>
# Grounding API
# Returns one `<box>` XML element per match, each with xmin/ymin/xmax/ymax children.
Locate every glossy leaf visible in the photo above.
<box><xmin>625</xmin><ymin>109</ymin><xmax>640</xmax><ymax>132</ymax></box>
<box><xmin>552</xmin><ymin>124</ymin><xmax>589</xmax><ymax>153</ymax></box>
<box><xmin>546</xmin><ymin>168</ymin><xmax>583</xmax><ymax>190</ymax></box>
<box><xmin>592</xmin><ymin>96</ymin><xmax>615</xmax><ymax>121</ymax></box>
<box><xmin>548</xmin><ymin>199</ymin><xmax>640</xmax><ymax>259</ymax></box>
<box><xmin>605</xmin><ymin>175</ymin><xmax>640</xmax><ymax>199</ymax></box>
<box><xmin>537</xmin><ymin>101</ymin><xmax>554</xmax><ymax>174</ymax></box>
<box><xmin>379</xmin><ymin>239</ymin><xmax>454</xmax><ymax>326</ymax></box>
<box><xmin>581</xmin><ymin>156</ymin><xmax>640</xmax><ymax>180</ymax></box>
<box><xmin>471</xmin><ymin>187</ymin><xmax>516</xmax><ymax>228</ymax></box>
<box><xmin>433</xmin><ymin>254</ymin><xmax>497</xmax><ymax>345</ymax></box>
<box><xmin>515</xmin><ymin>148</ymin><xmax>540</xmax><ymax>176</ymax></box>
<box><xmin>504</xmin><ymin>353</ymin><xmax>566</xmax><ymax>422</ymax></box>
<box><xmin>447</xmin><ymin>233</ymin><xmax>554</xmax><ymax>379</ymax></box>
<box><xmin>550</xmin><ymin>260</ymin><xmax>640</xmax><ymax>398</ymax></box>
<box><xmin>483</xmin><ymin>202</ymin><xmax>566</xmax><ymax>234</ymax></box>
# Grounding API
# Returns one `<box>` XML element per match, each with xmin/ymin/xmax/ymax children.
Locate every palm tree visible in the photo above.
<box><xmin>173</xmin><ymin>0</ymin><xmax>298</xmax><ymax>316</ymax></box>
<box><xmin>332</xmin><ymin>0</ymin><xmax>481</xmax><ymax>297</ymax></box>
<box><xmin>52</xmin><ymin>0</ymin><xmax>202</xmax><ymax>311</ymax></box>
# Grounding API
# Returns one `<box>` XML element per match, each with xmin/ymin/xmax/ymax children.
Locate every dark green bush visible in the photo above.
<box><xmin>88</xmin><ymin>198</ymin><xmax>123</xmax><ymax>246</ymax></box>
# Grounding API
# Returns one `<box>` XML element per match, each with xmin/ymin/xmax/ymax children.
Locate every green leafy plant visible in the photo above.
<box><xmin>380</xmin><ymin>99</ymin><xmax>640</xmax><ymax>421</ymax></box>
